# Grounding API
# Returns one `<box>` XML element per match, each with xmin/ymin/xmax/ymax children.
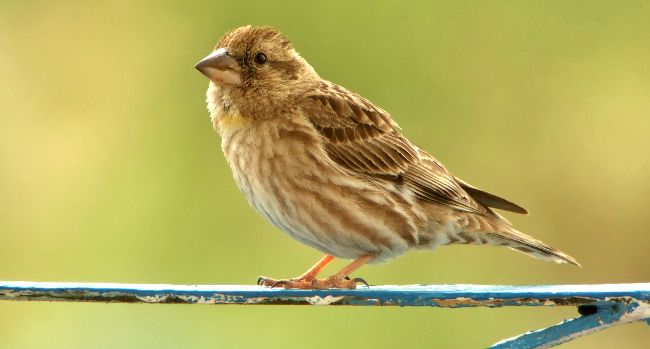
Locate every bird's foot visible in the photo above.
<box><xmin>257</xmin><ymin>276</ymin><xmax>312</xmax><ymax>289</ymax></box>
<box><xmin>257</xmin><ymin>275</ymin><xmax>369</xmax><ymax>289</ymax></box>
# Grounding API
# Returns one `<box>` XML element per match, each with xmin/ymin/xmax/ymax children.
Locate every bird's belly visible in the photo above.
<box><xmin>221</xmin><ymin>126</ymin><xmax>420</xmax><ymax>261</ymax></box>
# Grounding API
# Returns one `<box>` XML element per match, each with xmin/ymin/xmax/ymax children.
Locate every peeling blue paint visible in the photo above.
<box><xmin>0</xmin><ymin>282</ymin><xmax>649</xmax><ymax>306</ymax></box>
<box><xmin>0</xmin><ymin>281</ymin><xmax>648</xmax><ymax>348</ymax></box>
<box><xmin>490</xmin><ymin>300</ymin><xmax>649</xmax><ymax>348</ymax></box>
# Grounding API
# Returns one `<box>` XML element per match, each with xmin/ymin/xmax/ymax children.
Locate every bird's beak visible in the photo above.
<box><xmin>195</xmin><ymin>48</ymin><xmax>242</xmax><ymax>86</ymax></box>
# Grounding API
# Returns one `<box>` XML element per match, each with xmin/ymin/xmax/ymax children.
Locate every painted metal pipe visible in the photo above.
<box><xmin>1</xmin><ymin>281</ymin><xmax>648</xmax><ymax>348</ymax></box>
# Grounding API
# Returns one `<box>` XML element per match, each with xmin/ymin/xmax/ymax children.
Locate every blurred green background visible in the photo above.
<box><xmin>1</xmin><ymin>1</ymin><xmax>649</xmax><ymax>348</ymax></box>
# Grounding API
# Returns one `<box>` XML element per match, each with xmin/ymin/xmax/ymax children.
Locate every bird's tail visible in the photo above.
<box><xmin>439</xmin><ymin>214</ymin><xmax>581</xmax><ymax>266</ymax></box>
<box><xmin>487</xmin><ymin>227</ymin><xmax>581</xmax><ymax>267</ymax></box>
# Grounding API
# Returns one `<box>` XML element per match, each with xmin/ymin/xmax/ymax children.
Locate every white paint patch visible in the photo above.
<box><xmin>305</xmin><ymin>295</ymin><xmax>345</xmax><ymax>305</ymax></box>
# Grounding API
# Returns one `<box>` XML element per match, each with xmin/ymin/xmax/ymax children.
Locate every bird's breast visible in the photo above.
<box><xmin>216</xmin><ymin>112</ymin><xmax>324</xmax><ymax>217</ymax></box>
<box><xmin>217</xmin><ymin>114</ymin><xmax>345</xmax><ymax>250</ymax></box>
<box><xmin>215</xmin><ymin>112</ymin><xmax>420</xmax><ymax>260</ymax></box>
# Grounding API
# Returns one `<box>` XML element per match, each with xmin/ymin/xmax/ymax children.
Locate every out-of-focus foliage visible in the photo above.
<box><xmin>1</xmin><ymin>1</ymin><xmax>648</xmax><ymax>348</ymax></box>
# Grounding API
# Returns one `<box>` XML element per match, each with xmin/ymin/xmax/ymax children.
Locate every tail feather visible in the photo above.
<box><xmin>430</xmin><ymin>209</ymin><xmax>581</xmax><ymax>266</ymax></box>
<box><xmin>488</xmin><ymin>229</ymin><xmax>581</xmax><ymax>267</ymax></box>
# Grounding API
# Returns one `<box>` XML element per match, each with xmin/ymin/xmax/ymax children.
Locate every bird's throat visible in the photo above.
<box><xmin>214</xmin><ymin>111</ymin><xmax>252</xmax><ymax>134</ymax></box>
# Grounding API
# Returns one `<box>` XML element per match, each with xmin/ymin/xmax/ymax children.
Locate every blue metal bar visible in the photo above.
<box><xmin>490</xmin><ymin>300</ymin><xmax>649</xmax><ymax>348</ymax></box>
<box><xmin>1</xmin><ymin>282</ymin><xmax>648</xmax><ymax>306</ymax></box>
<box><xmin>1</xmin><ymin>281</ymin><xmax>648</xmax><ymax>348</ymax></box>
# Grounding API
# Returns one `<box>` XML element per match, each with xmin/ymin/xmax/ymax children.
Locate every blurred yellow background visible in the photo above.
<box><xmin>1</xmin><ymin>1</ymin><xmax>648</xmax><ymax>348</ymax></box>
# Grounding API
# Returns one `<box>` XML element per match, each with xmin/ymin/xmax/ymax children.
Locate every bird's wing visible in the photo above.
<box><xmin>301</xmin><ymin>82</ymin><xmax>485</xmax><ymax>214</ymax></box>
<box><xmin>453</xmin><ymin>176</ymin><xmax>528</xmax><ymax>214</ymax></box>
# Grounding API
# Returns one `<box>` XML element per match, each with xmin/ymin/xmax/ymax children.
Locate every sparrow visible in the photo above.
<box><xmin>195</xmin><ymin>25</ymin><xmax>580</xmax><ymax>289</ymax></box>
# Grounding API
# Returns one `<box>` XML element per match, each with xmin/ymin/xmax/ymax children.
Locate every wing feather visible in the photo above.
<box><xmin>301</xmin><ymin>81</ymin><xmax>526</xmax><ymax>215</ymax></box>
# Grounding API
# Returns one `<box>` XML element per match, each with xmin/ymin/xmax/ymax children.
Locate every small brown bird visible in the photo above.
<box><xmin>195</xmin><ymin>26</ymin><xmax>579</xmax><ymax>289</ymax></box>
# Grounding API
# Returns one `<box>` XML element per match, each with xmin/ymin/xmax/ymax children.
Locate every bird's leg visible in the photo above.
<box><xmin>258</xmin><ymin>255</ymin><xmax>373</xmax><ymax>289</ymax></box>
<box><xmin>311</xmin><ymin>255</ymin><xmax>373</xmax><ymax>289</ymax></box>
<box><xmin>257</xmin><ymin>255</ymin><xmax>335</xmax><ymax>288</ymax></box>
<box><xmin>297</xmin><ymin>254</ymin><xmax>336</xmax><ymax>281</ymax></box>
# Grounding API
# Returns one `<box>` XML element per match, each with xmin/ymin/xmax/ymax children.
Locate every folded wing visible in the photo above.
<box><xmin>301</xmin><ymin>82</ymin><xmax>526</xmax><ymax>216</ymax></box>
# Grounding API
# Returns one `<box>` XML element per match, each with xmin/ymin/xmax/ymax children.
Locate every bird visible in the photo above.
<box><xmin>194</xmin><ymin>25</ymin><xmax>580</xmax><ymax>289</ymax></box>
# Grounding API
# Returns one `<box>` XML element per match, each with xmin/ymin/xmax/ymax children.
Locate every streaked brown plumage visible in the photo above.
<box><xmin>195</xmin><ymin>26</ymin><xmax>580</xmax><ymax>289</ymax></box>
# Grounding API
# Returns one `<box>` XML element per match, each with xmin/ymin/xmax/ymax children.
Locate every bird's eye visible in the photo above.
<box><xmin>254</xmin><ymin>52</ymin><xmax>267</xmax><ymax>64</ymax></box>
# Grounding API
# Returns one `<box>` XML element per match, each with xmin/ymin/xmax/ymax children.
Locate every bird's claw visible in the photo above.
<box><xmin>257</xmin><ymin>276</ymin><xmax>287</xmax><ymax>287</ymax></box>
<box><xmin>345</xmin><ymin>276</ymin><xmax>370</xmax><ymax>288</ymax></box>
<box><xmin>257</xmin><ymin>276</ymin><xmax>307</xmax><ymax>288</ymax></box>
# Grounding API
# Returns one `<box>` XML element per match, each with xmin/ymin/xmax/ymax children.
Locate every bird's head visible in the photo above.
<box><xmin>195</xmin><ymin>26</ymin><xmax>316</xmax><ymax>96</ymax></box>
